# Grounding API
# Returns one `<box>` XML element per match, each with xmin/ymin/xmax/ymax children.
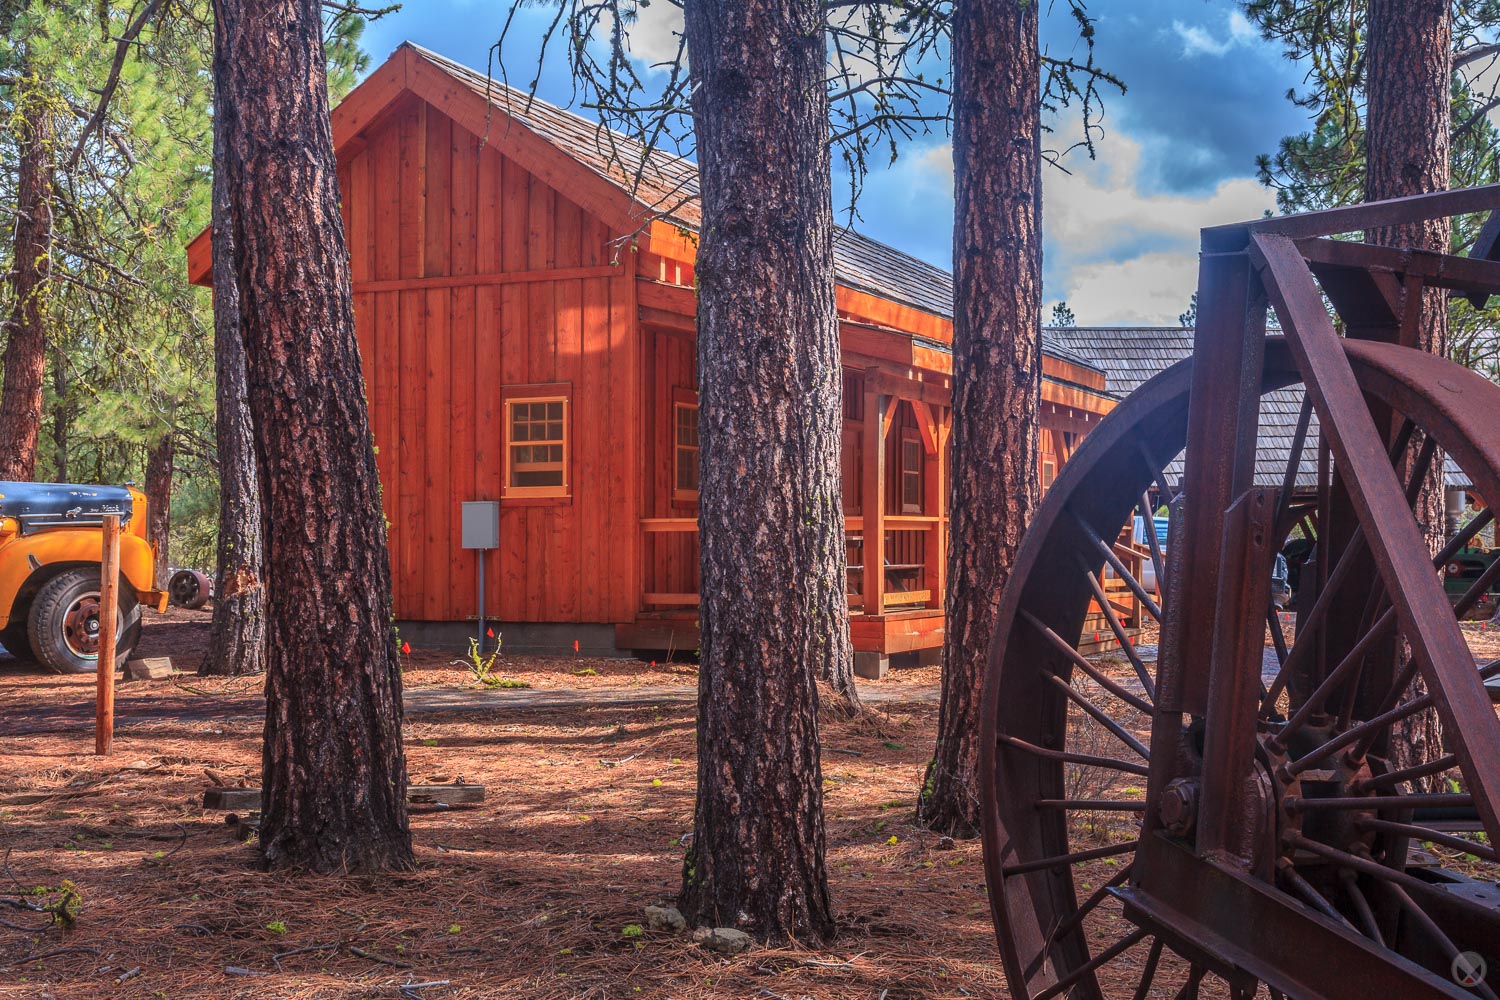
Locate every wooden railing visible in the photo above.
<box><xmin>642</xmin><ymin>515</ymin><xmax>946</xmax><ymax>614</ymax></box>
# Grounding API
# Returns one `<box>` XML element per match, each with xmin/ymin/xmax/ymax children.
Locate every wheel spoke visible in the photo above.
<box><xmin>1284</xmin><ymin>793</ymin><xmax>1472</xmax><ymax>812</ymax></box>
<box><xmin>1046</xmin><ymin>862</ymin><xmax>1134</xmax><ymax>948</ymax></box>
<box><xmin>1353</xmin><ymin>753</ymin><xmax>1459</xmax><ymax>793</ymax></box>
<box><xmin>1260</xmin><ymin>525</ymin><xmax>1368</xmax><ymax>715</ymax></box>
<box><xmin>1270</xmin><ymin>606</ymin><xmax>1397</xmax><ymax>750</ymax></box>
<box><xmin>1380</xmin><ymin>879</ymin><xmax>1500</xmax><ymax>1000</ymax></box>
<box><xmin>1045</xmin><ymin>673</ymin><xmax>1151</xmax><ymax>760</ymax></box>
<box><xmin>1130</xmin><ymin>937</ymin><xmax>1165</xmax><ymax>1000</ymax></box>
<box><xmin>1354</xmin><ymin>817</ymin><xmax>1497</xmax><ymax>862</ymax></box>
<box><xmin>1141</xmin><ymin>490</ymin><xmax>1168</xmax><ymax>609</ymax></box>
<box><xmin>1024</xmin><ymin>607</ymin><xmax>1153</xmax><ymax>714</ymax></box>
<box><xmin>1000</xmin><ymin>839</ymin><xmax>1138</xmax><ymax>877</ymax></box>
<box><xmin>1077</xmin><ymin>564</ymin><xmax>1157</xmax><ymax>702</ymax></box>
<box><xmin>1033</xmin><ymin>926</ymin><xmax>1151</xmax><ymax>1000</ymax></box>
<box><xmin>1035</xmin><ymin>799</ymin><xmax>1147</xmax><ymax>811</ymax></box>
<box><xmin>1274</xmin><ymin>392</ymin><xmax>1314</xmax><ymax>538</ymax></box>
<box><xmin>1277</xmin><ymin>857</ymin><xmax>1356</xmax><ymax>931</ymax></box>
<box><xmin>1066</xmin><ymin>508</ymin><xmax>1164</xmax><ymax>624</ymax></box>
<box><xmin>996</xmin><ymin>733</ymin><xmax>1150</xmax><ymax>777</ymax></box>
<box><xmin>1338</xmin><ymin>869</ymin><xmax>1385</xmax><ymax>947</ymax></box>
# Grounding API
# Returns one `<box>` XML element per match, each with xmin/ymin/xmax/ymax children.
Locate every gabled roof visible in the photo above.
<box><xmin>407</xmin><ymin>45</ymin><xmax>1101</xmax><ymax>375</ymax></box>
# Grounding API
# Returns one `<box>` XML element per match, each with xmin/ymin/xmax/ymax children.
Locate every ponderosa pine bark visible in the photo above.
<box><xmin>214</xmin><ymin>0</ymin><xmax>411</xmax><ymax>871</ymax></box>
<box><xmin>0</xmin><ymin>81</ymin><xmax>54</xmax><ymax>483</ymax></box>
<box><xmin>200</xmin><ymin>82</ymin><xmax>266</xmax><ymax>678</ymax></box>
<box><xmin>917</xmin><ymin>0</ymin><xmax>1042</xmax><ymax>838</ymax></box>
<box><xmin>144</xmin><ymin>434</ymin><xmax>174</xmax><ymax>590</ymax></box>
<box><xmin>1364</xmin><ymin>0</ymin><xmax>1451</xmax><ymax>780</ymax></box>
<box><xmin>677</xmin><ymin>0</ymin><xmax>845</xmax><ymax>944</ymax></box>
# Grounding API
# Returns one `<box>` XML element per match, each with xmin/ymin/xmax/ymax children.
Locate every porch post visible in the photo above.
<box><xmin>861</xmin><ymin>373</ymin><xmax>886</xmax><ymax>616</ymax></box>
<box><xmin>923</xmin><ymin>404</ymin><xmax>947</xmax><ymax>610</ymax></box>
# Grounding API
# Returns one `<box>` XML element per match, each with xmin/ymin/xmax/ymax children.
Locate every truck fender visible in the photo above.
<box><xmin>0</xmin><ymin>531</ymin><xmax>162</xmax><ymax>627</ymax></box>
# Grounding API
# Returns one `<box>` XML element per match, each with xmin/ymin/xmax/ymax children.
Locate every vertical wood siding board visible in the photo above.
<box><xmin>450</xmin><ymin>285</ymin><xmax>478</xmax><ymax>622</ymax></box>
<box><xmin>579</xmin><ymin>277</ymin><xmax>607</xmax><ymax>620</ymax></box>
<box><xmin>609</xmin><ymin>256</ymin><xmax>638</xmax><ymax>622</ymax></box>
<box><xmin>451</xmin><ymin>125</ymin><xmax>478</xmax><ymax>277</ymax></box>
<box><xmin>424</xmin><ymin>290</ymin><xmax>452</xmax><ymax>620</ymax></box>
<box><xmin>373</xmin><ymin>289</ymin><xmax>399</xmax><ymax>614</ymax></box>
<box><xmin>398</xmin><ymin>290</ymin><xmax>426</xmax><ymax>617</ymax></box>
<box><xmin>501</xmin><ymin>158</ymin><xmax>528</xmax><ymax>273</ymax></box>
<box><xmin>552</xmin><ymin>204</ymin><xmax>584</xmax><ymax>621</ymax></box>
<box><xmin>498</xmin><ymin>284</ymin><xmax>527</xmax><ymax>620</ymax></box>
<box><xmin>552</xmin><ymin>276</ymin><xmax>581</xmax><ymax>621</ymax></box>
<box><xmin>528</xmin><ymin>177</ymin><xmax>552</xmax><ymax>271</ymax></box>
<box><xmin>424</xmin><ymin>111</ymin><xmax>452</xmax><ymax>279</ymax></box>
<box><xmin>373</xmin><ymin>126</ymin><xmax>400</xmax><ymax>282</ymax></box>
<box><xmin>476</xmin><ymin>145</ymin><xmax>502</xmax><ymax>274</ymax></box>
<box><xmin>398</xmin><ymin>106</ymin><xmax>426</xmax><ymax>280</ymax></box>
<box><xmin>347</xmin><ymin>152</ymin><xmax>370</xmax><ymax>284</ymax></box>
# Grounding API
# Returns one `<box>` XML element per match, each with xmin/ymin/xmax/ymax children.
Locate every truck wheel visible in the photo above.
<box><xmin>28</xmin><ymin>570</ymin><xmax>142</xmax><ymax>675</ymax></box>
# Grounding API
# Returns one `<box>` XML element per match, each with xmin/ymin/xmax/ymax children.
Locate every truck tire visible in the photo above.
<box><xmin>28</xmin><ymin>569</ymin><xmax>142</xmax><ymax>675</ymax></box>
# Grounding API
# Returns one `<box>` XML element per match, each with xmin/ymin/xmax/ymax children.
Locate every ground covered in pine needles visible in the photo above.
<box><xmin>0</xmin><ymin>610</ymin><xmax>989</xmax><ymax>999</ymax></box>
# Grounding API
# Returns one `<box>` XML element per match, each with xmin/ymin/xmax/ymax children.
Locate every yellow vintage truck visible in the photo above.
<box><xmin>0</xmin><ymin>483</ymin><xmax>167</xmax><ymax>674</ymax></box>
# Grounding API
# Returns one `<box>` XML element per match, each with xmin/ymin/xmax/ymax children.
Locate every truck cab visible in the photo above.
<box><xmin>0</xmin><ymin>483</ymin><xmax>166</xmax><ymax>673</ymax></box>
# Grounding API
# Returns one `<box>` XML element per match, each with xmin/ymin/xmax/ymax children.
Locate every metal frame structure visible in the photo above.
<box><xmin>981</xmin><ymin>186</ymin><xmax>1500</xmax><ymax>999</ymax></box>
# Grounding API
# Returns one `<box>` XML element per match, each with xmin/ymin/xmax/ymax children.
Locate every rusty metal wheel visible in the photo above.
<box><xmin>981</xmin><ymin>336</ymin><xmax>1500</xmax><ymax>999</ymax></box>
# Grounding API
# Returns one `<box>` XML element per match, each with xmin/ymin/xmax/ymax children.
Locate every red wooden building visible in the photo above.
<box><xmin>188</xmin><ymin>44</ymin><xmax>1117</xmax><ymax>673</ymax></box>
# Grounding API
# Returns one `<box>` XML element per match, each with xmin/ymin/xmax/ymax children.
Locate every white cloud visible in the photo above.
<box><xmin>622</xmin><ymin>1</ymin><xmax>684</xmax><ymax>67</ymax></box>
<box><xmin>1172</xmin><ymin>10</ymin><xmax>1258</xmax><ymax>59</ymax></box>
<box><xmin>910</xmin><ymin>131</ymin><xmax>1274</xmax><ymax>325</ymax></box>
<box><xmin>1045</xmin><ymin>134</ymin><xmax>1273</xmax><ymax>323</ymax></box>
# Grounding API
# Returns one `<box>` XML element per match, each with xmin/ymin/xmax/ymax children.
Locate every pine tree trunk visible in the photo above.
<box><xmin>1364</xmin><ymin>0</ymin><xmax>1451</xmax><ymax>783</ymax></box>
<box><xmin>0</xmin><ymin>83</ymin><xmax>53</xmax><ymax>483</ymax></box>
<box><xmin>145</xmin><ymin>434</ymin><xmax>174</xmax><ymax>591</ymax></box>
<box><xmin>200</xmin><ymin>74</ymin><xmax>266</xmax><ymax>678</ymax></box>
<box><xmin>50</xmin><ymin>349</ymin><xmax>68</xmax><ymax>482</ymax></box>
<box><xmin>676</xmin><ymin>0</ymin><xmax>844</xmax><ymax>945</ymax></box>
<box><xmin>917</xmin><ymin>0</ymin><xmax>1042</xmax><ymax>838</ymax></box>
<box><xmin>214</xmin><ymin>0</ymin><xmax>412</xmax><ymax>872</ymax></box>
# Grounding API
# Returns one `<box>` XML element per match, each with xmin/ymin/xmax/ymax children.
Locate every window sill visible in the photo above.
<box><xmin>502</xmin><ymin>495</ymin><xmax>572</xmax><ymax>508</ymax></box>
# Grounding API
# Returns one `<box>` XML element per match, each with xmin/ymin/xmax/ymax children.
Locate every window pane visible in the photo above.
<box><xmin>547</xmin><ymin>401</ymin><xmax>563</xmax><ymax>421</ymax></box>
<box><xmin>545</xmin><ymin>421</ymin><xmax>563</xmax><ymax>442</ymax></box>
<box><xmin>515</xmin><ymin>469</ymin><xmax>564</xmax><ymax>487</ymax></box>
<box><xmin>513</xmin><ymin>422</ymin><xmax>530</xmax><ymax>442</ymax></box>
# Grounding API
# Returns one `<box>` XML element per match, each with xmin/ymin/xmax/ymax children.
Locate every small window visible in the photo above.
<box><xmin>674</xmin><ymin>388</ymin><xmax>699</xmax><ymax>502</ymax></box>
<box><xmin>503</xmin><ymin>385</ymin><xmax>570</xmax><ymax>499</ymax></box>
<box><xmin>1042</xmin><ymin>459</ymin><xmax>1057</xmax><ymax>493</ymax></box>
<box><xmin>901</xmin><ymin>429</ymin><xmax>923</xmax><ymax>514</ymax></box>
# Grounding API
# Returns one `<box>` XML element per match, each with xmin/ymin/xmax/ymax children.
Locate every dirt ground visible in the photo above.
<box><xmin>0</xmin><ymin>609</ymin><xmax>991</xmax><ymax>1000</ymax></box>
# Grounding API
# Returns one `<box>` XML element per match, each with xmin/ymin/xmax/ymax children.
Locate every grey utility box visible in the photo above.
<box><xmin>460</xmin><ymin>501</ymin><xmax>500</xmax><ymax>550</ymax></box>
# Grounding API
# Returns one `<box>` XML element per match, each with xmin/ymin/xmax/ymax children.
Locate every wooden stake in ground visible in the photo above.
<box><xmin>213</xmin><ymin>0</ymin><xmax>412</xmax><ymax>872</ymax></box>
<box><xmin>95</xmin><ymin>514</ymin><xmax>120</xmax><ymax>756</ymax></box>
<box><xmin>677</xmin><ymin>0</ymin><xmax>842</xmax><ymax>945</ymax></box>
<box><xmin>918</xmin><ymin>0</ymin><xmax>1044</xmax><ymax>838</ymax></box>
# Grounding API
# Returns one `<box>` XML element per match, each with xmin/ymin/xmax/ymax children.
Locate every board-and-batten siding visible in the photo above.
<box><xmin>336</xmin><ymin>98</ymin><xmax>640</xmax><ymax>624</ymax></box>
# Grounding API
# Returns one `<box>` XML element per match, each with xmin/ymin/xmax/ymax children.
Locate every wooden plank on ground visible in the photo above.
<box><xmin>203</xmin><ymin>784</ymin><xmax>486</xmax><ymax>811</ymax></box>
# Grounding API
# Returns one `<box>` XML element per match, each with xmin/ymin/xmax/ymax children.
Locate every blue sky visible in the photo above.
<box><xmin>361</xmin><ymin>1</ymin><xmax>1312</xmax><ymax>325</ymax></box>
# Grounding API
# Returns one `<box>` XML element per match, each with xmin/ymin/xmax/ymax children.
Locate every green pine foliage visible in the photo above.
<box><xmin>0</xmin><ymin>2</ymin><xmax>378</xmax><ymax>569</ymax></box>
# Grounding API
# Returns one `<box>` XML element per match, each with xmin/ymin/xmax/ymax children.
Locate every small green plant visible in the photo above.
<box><xmin>447</xmin><ymin>923</ymin><xmax>462</xmax><ymax>935</ymax></box>
<box><xmin>573</xmin><ymin>668</ymin><xmax>599</xmax><ymax>677</ymax></box>
<box><xmin>266</xmin><ymin>920</ymin><xmax>287</xmax><ymax>935</ymax></box>
<box><xmin>452</xmin><ymin>637</ymin><xmax>529</xmax><ymax>689</ymax></box>
<box><xmin>621</xmin><ymin>924</ymin><xmax>644</xmax><ymax>939</ymax></box>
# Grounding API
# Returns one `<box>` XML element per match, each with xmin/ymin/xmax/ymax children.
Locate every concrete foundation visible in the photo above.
<box><xmin>854</xmin><ymin>651</ymin><xmax>889</xmax><ymax>680</ymax></box>
<box><xmin>396</xmin><ymin>621</ymin><xmax>625</xmax><ymax>657</ymax></box>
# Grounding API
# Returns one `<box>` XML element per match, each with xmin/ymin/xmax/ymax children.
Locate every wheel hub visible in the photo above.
<box><xmin>62</xmin><ymin>595</ymin><xmax>102</xmax><ymax>658</ymax></box>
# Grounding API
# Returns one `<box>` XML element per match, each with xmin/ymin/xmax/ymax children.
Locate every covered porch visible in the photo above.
<box><xmin>622</xmin><ymin>265</ymin><xmax>1119</xmax><ymax>674</ymax></box>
